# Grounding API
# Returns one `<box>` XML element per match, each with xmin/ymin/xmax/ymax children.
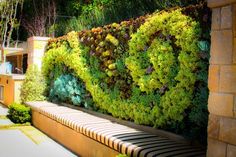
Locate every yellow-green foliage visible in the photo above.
<box><xmin>7</xmin><ymin>103</ymin><xmax>31</xmax><ymax>124</ymax></box>
<box><xmin>42</xmin><ymin>8</ymin><xmax>209</xmax><ymax>139</ymax></box>
<box><xmin>126</xmin><ymin>9</ymin><xmax>200</xmax><ymax>125</ymax></box>
<box><xmin>106</xmin><ymin>34</ymin><xmax>119</xmax><ymax>46</ymax></box>
<box><xmin>116</xmin><ymin>154</ymin><xmax>129</xmax><ymax>157</ymax></box>
<box><xmin>20</xmin><ymin>65</ymin><xmax>46</xmax><ymax>103</ymax></box>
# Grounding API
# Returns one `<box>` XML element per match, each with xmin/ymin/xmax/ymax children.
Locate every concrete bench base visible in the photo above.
<box><xmin>32</xmin><ymin>110</ymin><xmax>119</xmax><ymax>157</ymax></box>
<box><xmin>27</xmin><ymin>101</ymin><xmax>206</xmax><ymax>157</ymax></box>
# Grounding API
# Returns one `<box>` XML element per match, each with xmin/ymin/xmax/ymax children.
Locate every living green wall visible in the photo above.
<box><xmin>42</xmin><ymin>6</ymin><xmax>210</xmax><ymax>141</ymax></box>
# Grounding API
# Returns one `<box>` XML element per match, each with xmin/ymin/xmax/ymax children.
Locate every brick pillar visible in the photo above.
<box><xmin>207</xmin><ymin>0</ymin><xmax>236</xmax><ymax>157</ymax></box>
<box><xmin>27</xmin><ymin>36</ymin><xmax>49</xmax><ymax>70</ymax></box>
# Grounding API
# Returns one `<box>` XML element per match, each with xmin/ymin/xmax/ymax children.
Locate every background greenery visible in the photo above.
<box><xmin>54</xmin><ymin>0</ymin><xmax>206</xmax><ymax>36</ymax></box>
<box><xmin>16</xmin><ymin>0</ymin><xmax>206</xmax><ymax>40</ymax></box>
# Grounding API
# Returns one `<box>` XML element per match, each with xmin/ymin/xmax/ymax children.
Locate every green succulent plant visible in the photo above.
<box><xmin>49</xmin><ymin>74</ymin><xmax>93</xmax><ymax>108</ymax></box>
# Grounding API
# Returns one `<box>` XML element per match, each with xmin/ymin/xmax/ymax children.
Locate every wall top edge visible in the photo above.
<box><xmin>27</xmin><ymin>36</ymin><xmax>50</xmax><ymax>42</ymax></box>
<box><xmin>207</xmin><ymin>0</ymin><xmax>236</xmax><ymax>8</ymax></box>
<box><xmin>208</xmin><ymin>0</ymin><xmax>236</xmax><ymax>8</ymax></box>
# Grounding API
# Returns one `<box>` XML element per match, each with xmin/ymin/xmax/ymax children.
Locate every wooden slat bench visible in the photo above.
<box><xmin>26</xmin><ymin>101</ymin><xmax>206</xmax><ymax>157</ymax></box>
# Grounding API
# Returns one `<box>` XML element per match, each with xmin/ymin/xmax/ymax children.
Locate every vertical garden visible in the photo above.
<box><xmin>42</xmin><ymin>4</ymin><xmax>210</xmax><ymax>143</ymax></box>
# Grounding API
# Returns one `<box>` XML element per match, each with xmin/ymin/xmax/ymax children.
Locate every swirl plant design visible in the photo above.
<box><xmin>42</xmin><ymin>9</ymin><xmax>202</xmax><ymax>129</ymax></box>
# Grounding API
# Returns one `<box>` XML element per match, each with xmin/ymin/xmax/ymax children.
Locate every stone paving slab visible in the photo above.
<box><xmin>0</xmin><ymin>119</ymin><xmax>13</xmax><ymax>125</ymax></box>
<box><xmin>0</xmin><ymin>103</ymin><xmax>8</xmax><ymax>116</ymax></box>
<box><xmin>0</xmin><ymin>103</ymin><xmax>78</xmax><ymax>157</ymax></box>
<box><xmin>0</xmin><ymin>129</ymin><xmax>77</xmax><ymax>157</ymax></box>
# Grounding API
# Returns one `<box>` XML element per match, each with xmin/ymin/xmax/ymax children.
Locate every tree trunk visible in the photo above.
<box><xmin>7</xmin><ymin>0</ymin><xmax>19</xmax><ymax>47</ymax></box>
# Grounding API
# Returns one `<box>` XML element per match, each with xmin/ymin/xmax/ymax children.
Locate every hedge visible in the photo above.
<box><xmin>7</xmin><ymin>103</ymin><xmax>31</xmax><ymax>124</ymax></box>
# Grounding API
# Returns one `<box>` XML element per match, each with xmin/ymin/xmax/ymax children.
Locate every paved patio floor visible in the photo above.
<box><xmin>0</xmin><ymin>104</ymin><xmax>78</xmax><ymax>157</ymax></box>
<box><xmin>0</xmin><ymin>104</ymin><xmax>8</xmax><ymax>115</ymax></box>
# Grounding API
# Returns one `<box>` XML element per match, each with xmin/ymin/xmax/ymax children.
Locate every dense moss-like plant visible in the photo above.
<box><xmin>7</xmin><ymin>103</ymin><xmax>31</xmax><ymax>124</ymax></box>
<box><xmin>126</xmin><ymin>9</ymin><xmax>200</xmax><ymax>125</ymax></box>
<box><xmin>20</xmin><ymin>65</ymin><xmax>46</xmax><ymax>103</ymax></box>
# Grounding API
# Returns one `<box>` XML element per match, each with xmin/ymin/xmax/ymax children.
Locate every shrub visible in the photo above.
<box><xmin>20</xmin><ymin>65</ymin><xmax>46</xmax><ymax>103</ymax></box>
<box><xmin>7</xmin><ymin>103</ymin><xmax>31</xmax><ymax>124</ymax></box>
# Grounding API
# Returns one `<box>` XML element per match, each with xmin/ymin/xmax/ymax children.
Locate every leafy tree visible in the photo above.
<box><xmin>21</xmin><ymin>0</ymin><xmax>56</xmax><ymax>37</ymax></box>
<box><xmin>0</xmin><ymin>0</ymin><xmax>24</xmax><ymax>47</ymax></box>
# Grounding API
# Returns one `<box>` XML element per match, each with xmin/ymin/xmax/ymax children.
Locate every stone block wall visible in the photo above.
<box><xmin>27</xmin><ymin>36</ymin><xmax>49</xmax><ymax>70</ymax></box>
<box><xmin>207</xmin><ymin>0</ymin><xmax>236</xmax><ymax>156</ymax></box>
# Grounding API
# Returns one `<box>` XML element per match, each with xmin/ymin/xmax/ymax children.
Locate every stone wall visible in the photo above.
<box><xmin>207</xmin><ymin>0</ymin><xmax>236</xmax><ymax>156</ymax></box>
<box><xmin>27</xmin><ymin>36</ymin><xmax>49</xmax><ymax>70</ymax></box>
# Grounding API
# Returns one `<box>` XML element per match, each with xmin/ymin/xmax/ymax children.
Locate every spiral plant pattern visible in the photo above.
<box><xmin>42</xmin><ymin>9</ymin><xmax>201</xmax><ymax>128</ymax></box>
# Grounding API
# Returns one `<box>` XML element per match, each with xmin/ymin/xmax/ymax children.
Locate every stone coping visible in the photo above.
<box><xmin>27</xmin><ymin>36</ymin><xmax>50</xmax><ymax>42</ymax></box>
<box><xmin>0</xmin><ymin>74</ymin><xmax>25</xmax><ymax>80</ymax></box>
<box><xmin>208</xmin><ymin>0</ymin><xmax>236</xmax><ymax>8</ymax></box>
<box><xmin>26</xmin><ymin>101</ymin><xmax>206</xmax><ymax>157</ymax></box>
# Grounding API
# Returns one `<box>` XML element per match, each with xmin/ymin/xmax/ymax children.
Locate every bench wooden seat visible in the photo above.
<box><xmin>26</xmin><ymin>101</ymin><xmax>206</xmax><ymax>157</ymax></box>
